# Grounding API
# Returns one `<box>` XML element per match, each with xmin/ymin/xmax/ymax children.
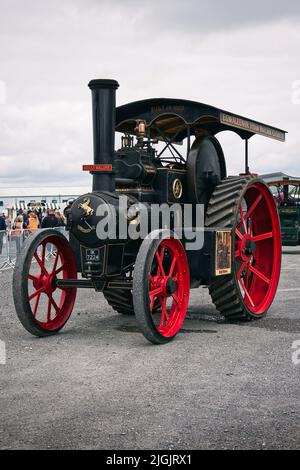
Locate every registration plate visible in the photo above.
<box><xmin>85</xmin><ymin>248</ymin><xmax>100</xmax><ymax>262</ymax></box>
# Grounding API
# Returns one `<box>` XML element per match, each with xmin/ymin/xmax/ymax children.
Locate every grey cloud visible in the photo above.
<box><xmin>0</xmin><ymin>0</ymin><xmax>299</xmax><ymax>187</ymax></box>
<box><xmin>83</xmin><ymin>0</ymin><xmax>300</xmax><ymax>31</ymax></box>
<box><xmin>2</xmin><ymin>0</ymin><xmax>300</xmax><ymax>36</ymax></box>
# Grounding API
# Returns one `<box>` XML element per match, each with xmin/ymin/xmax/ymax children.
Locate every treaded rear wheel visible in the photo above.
<box><xmin>103</xmin><ymin>288</ymin><xmax>134</xmax><ymax>315</ymax></box>
<box><xmin>103</xmin><ymin>270</ymin><xmax>160</xmax><ymax>316</ymax></box>
<box><xmin>206</xmin><ymin>176</ymin><xmax>281</xmax><ymax>321</ymax></box>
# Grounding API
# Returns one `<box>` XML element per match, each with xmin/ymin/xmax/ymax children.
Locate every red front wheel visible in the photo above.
<box><xmin>13</xmin><ymin>229</ymin><xmax>77</xmax><ymax>337</ymax></box>
<box><xmin>133</xmin><ymin>230</ymin><xmax>190</xmax><ymax>344</ymax></box>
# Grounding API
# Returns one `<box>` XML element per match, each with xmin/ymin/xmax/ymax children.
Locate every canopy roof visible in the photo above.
<box><xmin>261</xmin><ymin>172</ymin><xmax>300</xmax><ymax>186</ymax></box>
<box><xmin>116</xmin><ymin>98</ymin><xmax>287</xmax><ymax>143</ymax></box>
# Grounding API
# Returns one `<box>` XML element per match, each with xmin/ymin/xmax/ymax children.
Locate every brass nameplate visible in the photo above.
<box><xmin>215</xmin><ymin>230</ymin><xmax>232</xmax><ymax>276</ymax></box>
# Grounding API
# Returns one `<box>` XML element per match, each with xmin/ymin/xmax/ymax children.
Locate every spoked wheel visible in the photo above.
<box><xmin>133</xmin><ymin>230</ymin><xmax>190</xmax><ymax>344</ymax></box>
<box><xmin>13</xmin><ymin>229</ymin><xmax>77</xmax><ymax>336</ymax></box>
<box><xmin>206</xmin><ymin>176</ymin><xmax>281</xmax><ymax>321</ymax></box>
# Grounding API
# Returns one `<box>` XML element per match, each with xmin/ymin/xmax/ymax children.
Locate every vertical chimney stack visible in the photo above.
<box><xmin>88</xmin><ymin>79</ymin><xmax>119</xmax><ymax>192</ymax></box>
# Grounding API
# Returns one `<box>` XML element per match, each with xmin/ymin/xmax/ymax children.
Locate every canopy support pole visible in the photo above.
<box><xmin>245</xmin><ymin>139</ymin><xmax>250</xmax><ymax>174</ymax></box>
<box><xmin>187</xmin><ymin>126</ymin><xmax>191</xmax><ymax>157</ymax></box>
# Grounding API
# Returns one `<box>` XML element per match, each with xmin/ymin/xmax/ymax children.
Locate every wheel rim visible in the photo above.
<box><xmin>148</xmin><ymin>238</ymin><xmax>190</xmax><ymax>337</ymax></box>
<box><xmin>234</xmin><ymin>182</ymin><xmax>281</xmax><ymax>316</ymax></box>
<box><xmin>27</xmin><ymin>235</ymin><xmax>77</xmax><ymax>330</ymax></box>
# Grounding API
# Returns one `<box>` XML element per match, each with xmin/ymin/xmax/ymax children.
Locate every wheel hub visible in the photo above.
<box><xmin>240</xmin><ymin>235</ymin><xmax>256</xmax><ymax>261</ymax></box>
<box><xmin>244</xmin><ymin>238</ymin><xmax>256</xmax><ymax>255</ymax></box>
<box><xmin>34</xmin><ymin>272</ymin><xmax>57</xmax><ymax>295</ymax></box>
<box><xmin>152</xmin><ymin>276</ymin><xmax>177</xmax><ymax>297</ymax></box>
<box><xmin>166</xmin><ymin>277</ymin><xmax>177</xmax><ymax>295</ymax></box>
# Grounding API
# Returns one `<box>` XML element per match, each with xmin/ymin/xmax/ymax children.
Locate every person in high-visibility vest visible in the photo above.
<box><xmin>12</xmin><ymin>215</ymin><xmax>24</xmax><ymax>253</ymax></box>
<box><xmin>27</xmin><ymin>212</ymin><xmax>40</xmax><ymax>231</ymax></box>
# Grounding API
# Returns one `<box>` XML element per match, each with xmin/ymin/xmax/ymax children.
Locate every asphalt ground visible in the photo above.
<box><xmin>0</xmin><ymin>247</ymin><xmax>299</xmax><ymax>450</ymax></box>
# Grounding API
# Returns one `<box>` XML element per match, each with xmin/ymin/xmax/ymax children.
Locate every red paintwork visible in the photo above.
<box><xmin>234</xmin><ymin>182</ymin><xmax>281</xmax><ymax>315</ymax></box>
<box><xmin>27</xmin><ymin>235</ymin><xmax>77</xmax><ymax>330</ymax></box>
<box><xmin>148</xmin><ymin>238</ymin><xmax>190</xmax><ymax>337</ymax></box>
<box><xmin>82</xmin><ymin>164</ymin><xmax>113</xmax><ymax>172</ymax></box>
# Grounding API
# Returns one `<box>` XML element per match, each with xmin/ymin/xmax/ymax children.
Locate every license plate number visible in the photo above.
<box><xmin>86</xmin><ymin>249</ymin><xmax>100</xmax><ymax>262</ymax></box>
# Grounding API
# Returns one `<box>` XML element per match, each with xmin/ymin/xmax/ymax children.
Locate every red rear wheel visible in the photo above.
<box><xmin>206</xmin><ymin>177</ymin><xmax>281</xmax><ymax>321</ymax></box>
<box><xmin>234</xmin><ymin>181</ymin><xmax>281</xmax><ymax>316</ymax></box>
<box><xmin>13</xmin><ymin>230</ymin><xmax>77</xmax><ymax>336</ymax></box>
<box><xmin>133</xmin><ymin>230</ymin><xmax>190</xmax><ymax>344</ymax></box>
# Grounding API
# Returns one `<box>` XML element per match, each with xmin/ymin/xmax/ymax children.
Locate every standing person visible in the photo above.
<box><xmin>55</xmin><ymin>211</ymin><xmax>65</xmax><ymax>227</ymax></box>
<box><xmin>41</xmin><ymin>210</ymin><xmax>61</xmax><ymax>255</ymax></box>
<box><xmin>37</xmin><ymin>208</ymin><xmax>43</xmax><ymax>224</ymax></box>
<box><xmin>12</xmin><ymin>215</ymin><xmax>24</xmax><ymax>254</ymax></box>
<box><xmin>0</xmin><ymin>212</ymin><xmax>7</xmax><ymax>255</ymax></box>
<box><xmin>22</xmin><ymin>210</ymin><xmax>29</xmax><ymax>229</ymax></box>
<box><xmin>27</xmin><ymin>212</ymin><xmax>40</xmax><ymax>232</ymax></box>
<box><xmin>41</xmin><ymin>210</ymin><xmax>60</xmax><ymax>228</ymax></box>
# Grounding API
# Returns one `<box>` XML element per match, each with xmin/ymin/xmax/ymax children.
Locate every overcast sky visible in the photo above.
<box><xmin>0</xmin><ymin>0</ymin><xmax>299</xmax><ymax>188</ymax></box>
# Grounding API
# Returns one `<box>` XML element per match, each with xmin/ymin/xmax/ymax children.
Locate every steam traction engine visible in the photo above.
<box><xmin>13</xmin><ymin>79</ymin><xmax>286</xmax><ymax>344</ymax></box>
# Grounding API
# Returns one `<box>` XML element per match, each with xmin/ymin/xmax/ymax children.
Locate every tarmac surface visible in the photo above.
<box><xmin>0</xmin><ymin>247</ymin><xmax>299</xmax><ymax>450</ymax></box>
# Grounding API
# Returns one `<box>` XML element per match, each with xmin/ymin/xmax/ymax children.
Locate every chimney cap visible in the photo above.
<box><xmin>88</xmin><ymin>79</ymin><xmax>119</xmax><ymax>90</ymax></box>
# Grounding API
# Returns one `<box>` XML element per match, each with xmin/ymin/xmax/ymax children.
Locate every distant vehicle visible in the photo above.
<box><xmin>263</xmin><ymin>173</ymin><xmax>300</xmax><ymax>246</ymax></box>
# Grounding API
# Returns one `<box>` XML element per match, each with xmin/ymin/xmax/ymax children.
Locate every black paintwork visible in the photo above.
<box><xmin>187</xmin><ymin>136</ymin><xmax>226</xmax><ymax>207</ymax></box>
<box><xmin>114</xmin><ymin>146</ymin><xmax>157</xmax><ymax>187</ymax></box>
<box><xmin>116</xmin><ymin>98</ymin><xmax>287</xmax><ymax>142</ymax></box>
<box><xmin>88</xmin><ymin>79</ymin><xmax>119</xmax><ymax>192</ymax></box>
<box><xmin>65</xmin><ymin>79</ymin><xmax>286</xmax><ymax>291</ymax></box>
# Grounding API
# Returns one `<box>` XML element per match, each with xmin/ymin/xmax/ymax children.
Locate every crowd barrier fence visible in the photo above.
<box><xmin>0</xmin><ymin>228</ymin><xmax>68</xmax><ymax>272</ymax></box>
